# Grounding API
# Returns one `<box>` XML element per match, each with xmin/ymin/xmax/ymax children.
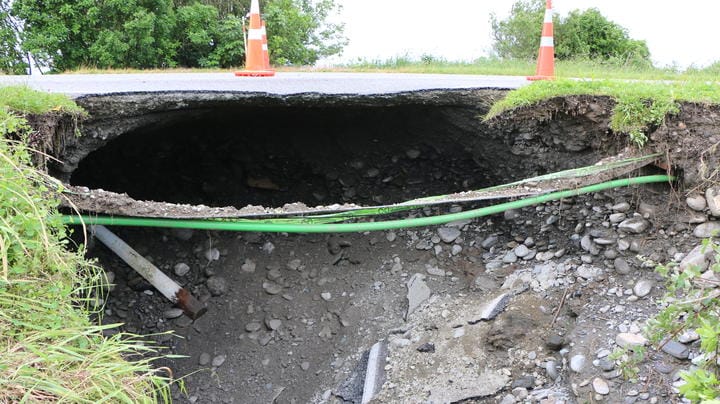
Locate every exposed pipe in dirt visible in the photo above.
<box><xmin>63</xmin><ymin>175</ymin><xmax>673</xmax><ymax>233</ymax></box>
<box><xmin>92</xmin><ymin>225</ymin><xmax>207</xmax><ymax>320</ymax></box>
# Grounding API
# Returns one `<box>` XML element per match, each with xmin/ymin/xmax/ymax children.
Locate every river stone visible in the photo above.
<box><xmin>437</xmin><ymin>227</ymin><xmax>461</xmax><ymax>243</ymax></box>
<box><xmin>511</xmin><ymin>375</ymin><xmax>535</xmax><ymax>389</ymax></box>
<box><xmin>170</xmin><ymin>228</ymin><xmax>194</xmax><ymax>241</ymax></box>
<box><xmin>633</xmin><ymin>279</ymin><xmax>654</xmax><ymax>297</ymax></box>
<box><xmin>265</xmin><ymin>318</ymin><xmax>282</xmax><ymax>330</ymax></box>
<box><xmin>694</xmin><ymin>222</ymin><xmax>720</xmax><ymax>238</ymax></box>
<box><xmin>263</xmin><ymin>281</ymin><xmax>283</xmax><ymax>295</ymax></box>
<box><xmin>661</xmin><ymin>340</ymin><xmax>690</xmax><ymax>359</ymax></box>
<box><xmin>616</xmin><ymin>333</ymin><xmax>647</xmax><ymax>348</ymax></box>
<box><xmin>241</xmin><ymin>258</ymin><xmax>256</xmax><ymax>273</ymax></box>
<box><xmin>406</xmin><ymin>149</ymin><xmax>421</xmax><ymax>159</ymax></box>
<box><xmin>706</xmin><ymin>187</ymin><xmax>720</xmax><ymax>217</ymax></box>
<box><xmin>680</xmin><ymin>245</ymin><xmax>713</xmax><ymax>272</ymax></box>
<box><xmin>451</xmin><ymin>245</ymin><xmax>463</xmax><ymax>256</ymax></box>
<box><xmin>503</xmin><ymin>251</ymin><xmax>518</xmax><ymax>263</ymax></box>
<box><xmin>614</xmin><ymin>257</ymin><xmax>632</xmax><ymax>275</ymax></box>
<box><xmin>174</xmin><ymin>262</ymin><xmax>191</xmax><ymax>277</ymax></box>
<box><xmin>570</xmin><ymin>354</ymin><xmax>587</xmax><ymax>373</ymax></box>
<box><xmin>612</xmin><ymin>202</ymin><xmax>631</xmax><ymax>212</ymax></box>
<box><xmin>598</xmin><ymin>358</ymin><xmax>615</xmax><ymax>371</ymax></box>
<box><xmin>482</xmin><ymin>235</ymin><xmax>499</xmax><ymax>249</ymax></box>
<box><xmin>679</xmin><ymin>330</ymin><xmax>700</xmax><ymax>344</ymax></box>
<box><xmin>198</xmin><ymin>352</ymin><xmax>211</xmax><ymax>366</ymax></box>
<box><xmin>638</xmin><ymin>202</ymin><xmax>659</xmax><ymax>217</ymax></box>
<box><xmin>687</xmin><ymin>194</ymin><xmax>708</xmax><ymax>211</ymax></box>
<box><xmin>604</xmin><ymin>249</ymin><xmax>618</xmax><ymax>259</ymax></box>
<box><xmin>426</xmin><ymin>266</ymin><xmax>446</xmax><ymax>277</ymax></box>
<box><xmin>245</xmin><ymin>321</ymin><xmax>262</xmax><ymax>332</ymax></box>
<box><xmin>609</xmin><ymin>213</ymin><xmax>627</xmax><ymax>223</ymax></box>
<box><xmin>593</xmin><ymin>377</ymin><xmax>610</xmax><ymax>395</ymax></box>
<box><xmin>515</xmin><ymin>244</ymin><xmax>530</xmax><ymax>258</ymax></box>
<box><xmin>204</xmin><ymin>247</ymin><xmax>220</xmax><ymax>262</ymax></box>
<box><xmin>206</xmin><ymin>276</ymin><xmax>227</xmax><ymax>296</ymax></box>
<box><xmin>163</xmin><ymin>308</ymin><xmax>184</xmax><ymax>319</ymax></box>
<box><xmin>580</xmin><ymin>235</ymin><xmax>595</xmax><ymax>253</ymax></box>
<box><xmin>618</xmin><ymin>217</ymin><xmax>650</xmax><ymax>234</ymax></box>
<box><xmin>212</xmin><ymin>354</ymin><xmax>227</xmax><ymax>367</ymax></box>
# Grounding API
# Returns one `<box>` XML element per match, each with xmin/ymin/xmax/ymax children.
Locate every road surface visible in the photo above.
<box><xmin>0</xmin><ymin>72</ymin><xmax>528</xmax><ymax>98</ymax></box>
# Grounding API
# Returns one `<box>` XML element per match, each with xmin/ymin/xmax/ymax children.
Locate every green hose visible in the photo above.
<box><xmin>60</xmin><ymin>175</ymin><xmax>672</xmax><ymax>234</ymax></box>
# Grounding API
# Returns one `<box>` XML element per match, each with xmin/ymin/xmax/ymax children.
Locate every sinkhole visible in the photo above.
<box><xmin>65</xmin><ymin>91</ymin><xmax>614</xmax><ymax>211</ymax></box>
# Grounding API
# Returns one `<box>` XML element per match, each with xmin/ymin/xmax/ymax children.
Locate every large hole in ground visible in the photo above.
<box><xmin>70</xmin><ymin>94</ymin><xmax>681</xmax><ymax>403</ymax></box>
<box><xmin>69</xmin><ymin>99</ymin><xmax>606</xmax><ymax>210</ymax></box>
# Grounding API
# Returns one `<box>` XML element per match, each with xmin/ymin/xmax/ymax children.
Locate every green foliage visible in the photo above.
<box><xmin>175</xmin><ymin>3</ymin><xmax>219</xmax><ymax>67</ymax></box>
<box><xmin>265</xmin><ymin>0</ymin><xmax>347</xmax><ymax>65</ymax></box>
<box><xmin>0</xmin><ymin>86</ymin><xmax>171</xmax><ymax>402</ymax></box>
<box><xmin>0</xmin><ymin>85</ymin><xmax>84</xmax><ymax>115</ymax></box>
<box><xmin>608</xmin><ymin>346</ymin><xmax>645</xmax><ymax>382</ymax></box>
<box><xmin>491</xmin><ymin>1</ymin><xmax>651</xmax><ymax>65</ymax></box>
<box><xmin>646</xmin><ymin>239</ymin><xmax>720</xmax><ymax>402</ymax></box>
<box><xmin>554</xmin><ymin>8</ymin><xmax>650</xmax><ymax>65</ymax></box>
<box><xmin>490</xmin><ymin>0</ymin><xmax>545</xmax><ymax>60</ymax></box>
<box><xmin>0</xmin><ymin>0</ymin><xmax>26</xmax><ymax>74</ymax></box>
<box><xmin>7</xmin><ymin>0</ymin><xmax>345</xmax><ymax>71</ymax></box>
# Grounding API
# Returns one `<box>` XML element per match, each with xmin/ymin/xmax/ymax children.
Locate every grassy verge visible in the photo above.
<box><xmin>0</xmin><ymin>86</ymin><xmax>172</xmax><ymax>402</ymax></box>
<box><xmin>57</xmin><ymin>57</ymin><xmax>720</xmax><ymax>82</ymax></box>
<box><xmin>486</xmin><ymin>79</ymin><xmax>720</xmax><ymax>146</ymax></box>
<box><xmin>329</xmin><ymin>56</ymin><xmax>720</xmax><ymax>81</ymax></box>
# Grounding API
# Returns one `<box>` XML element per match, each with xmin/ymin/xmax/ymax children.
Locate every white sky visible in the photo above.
<box><xmin>324</xmin><ymin>0</ymin><xmax>720</xmax><ymax>68</ymax></box>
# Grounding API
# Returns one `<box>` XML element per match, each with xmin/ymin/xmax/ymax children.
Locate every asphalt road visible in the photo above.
<box><xmin>0</xmin><ymin>72</ymin><xmax>528</xmax><ymax>98</ymax></box>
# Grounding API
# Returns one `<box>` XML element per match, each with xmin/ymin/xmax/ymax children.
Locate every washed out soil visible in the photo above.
<box><xmin>50</xmin><ymin>93</ymin><xmax>720</xmax><ymax>403</ymax></box>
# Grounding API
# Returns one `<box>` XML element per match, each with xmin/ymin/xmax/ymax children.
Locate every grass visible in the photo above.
<box><xmin>486</xmin><ymin>79</ymin><xmax>720</xmax><ymax>146</ymax></box>
<box><xmin>0</xmin><ymin>86</ymin><xmax>85</xmax><ymax>115</ymax></box>
<box><xmin>328</xmin><ymin>56</ymin><xmax>720</xmax><ymax>81</ymax></box>
<box><xmin>59</xmin><ymin>56</ymin><xmax>720</xmax><ymax>81</ymax></box>
<box><xmin>0</xmin><ymin>85</ymin><xmax>173</xmax><ymax>402</ymax></box>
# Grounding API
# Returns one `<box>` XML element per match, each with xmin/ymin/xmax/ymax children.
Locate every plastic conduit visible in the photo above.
<box><xmin>60</xmin><ymin>175</ymin><xmax>672</xmax><ymax>234</ymax></box>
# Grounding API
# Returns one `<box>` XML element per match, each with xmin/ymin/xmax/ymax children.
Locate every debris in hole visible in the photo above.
<box><xmin>416</xmin><ymin>342</ymin><xmax>435</xmax><ymax>353</ymax></box>
<box><xmin>468</xmin><ymin>293</ymin><xmax>511</xmax><ymax>324</ymax></box>
<box><xmin>92</xmin><ymin>225</ymin><xmax>206</xmax><ymax>320</ymax></box>
<box><xmin>361</xmin><ymin>340</ymin><xmax>388</xmax><ymax>404</ymax></box>
<box><xmin>405</xmin><ymin>273</ymin><xmax>431</xmax><ymax>321</ymax></box>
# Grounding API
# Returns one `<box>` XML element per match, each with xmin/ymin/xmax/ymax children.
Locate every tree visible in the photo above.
<box><xmin>490</xmin><ymin>0</ymin><xmax>545</xmax><ymax>60</ymax></box>
<box><xmin>0</xmin><ymin>0</ymin><xmax>26</xmax><ymax>74</ymax></box>
<box><xmin>491</xmin><ymin>0</ymin><xmax>651</xmax><ymax>65</ymax></box>
<box><xmin>271</xmin><ymin>0</ymin><xmax>347</xmax><ymax>65</ymax></box>
<box><xmin>7</xmin><ymin>0</ymin><xmax>345</xmax><ymax>71</ymax></box>
<box><xmin>12</xmin><ymin>0</ymin><xmax>178</xmax><ymax>70</ymax></box>
<box><xmin>554</xmin><ymin>8</ymin><xmax>650</xmax><ymax>64</ymax></box>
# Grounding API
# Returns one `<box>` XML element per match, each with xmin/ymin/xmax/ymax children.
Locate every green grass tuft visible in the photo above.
<box><xmin>0</xmin><ymin>86</ymin><xmax>172</xmax><ymax>402</ymax></box>
<box><xmin>0</xmin><ymin>85</ymin><xmax>85</xmax><ymax>115</ymax></box>
<box><xmin>486</xmin><ymin>79</ymin><xmax>720</xmax><ymax>146</ymax></box>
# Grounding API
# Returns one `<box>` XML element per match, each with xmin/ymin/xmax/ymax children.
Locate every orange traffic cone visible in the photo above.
<box><xmin>235</xmin><ymin>0</ymin><xmax>275</xmax><ymax>77</ymax></box>
<box><xmin>261</xmin><ymin>21</ymin><xmax>271</xmax><ymax>69</ymax></box>
<box><xmin>527</xmin><ymin>0</ymin><xmax>555</xmax><ymax>81</ymax></box>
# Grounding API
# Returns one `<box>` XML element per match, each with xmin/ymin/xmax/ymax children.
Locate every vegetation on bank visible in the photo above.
<box><xmin>486</xmin><ymin>78</ymin><xmax>720</xmax><ymax>146</ymax></box>
<box><xmin>0</xmin><ymin>85</ymin><xmax>171</xmax><ymax>402</ymax></box>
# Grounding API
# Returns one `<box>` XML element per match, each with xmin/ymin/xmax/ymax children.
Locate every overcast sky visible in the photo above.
<box><xmin>324</xmin><ymin>0</ymin><xmax>720</xmax><ymax>68</ymax></box>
